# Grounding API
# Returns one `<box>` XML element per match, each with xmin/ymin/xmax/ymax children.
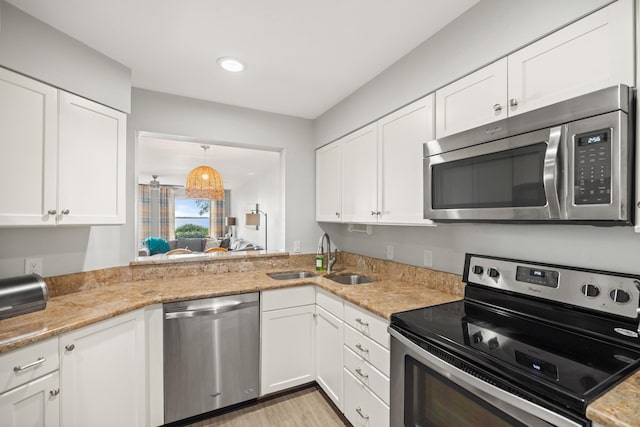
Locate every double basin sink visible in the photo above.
<box><xmin>267</xmin><ymin>271</ymin><xmax>374</xmax><ymax>285</ymax></box>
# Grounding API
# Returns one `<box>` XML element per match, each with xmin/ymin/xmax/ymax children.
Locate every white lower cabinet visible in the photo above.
<box><xmin>0</xmin><ymin>338</ymin><xmax>60</xmax><ymax>427</ymax></box>
<box><xmin>315</xmin><ymin>289</ymin><xmax>344</xmax><ymax>410</ymax></box>
<box><xmin>0</xmin><ymin>371</ymin><xmax>60</xmax><ymax>427</ymax></box>
<box><xmin>261</xmin><ymin>286</ymin><xmax>316</xmax><ymax>395</ymax></box>
<box><xmin>344</xmin><ymin>368</ymin><xmax>389</xmax><ymax>427</ymax></box>
<box><xmin>59</xmin><ymin>309</ymin><xmax>146</xmax><ymax>427</ymax></box>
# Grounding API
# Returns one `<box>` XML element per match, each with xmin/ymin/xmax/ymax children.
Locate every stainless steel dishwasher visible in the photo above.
<box><xmin>163</xmin><ymin>292</ymin><xmax>259</xmax><ymax>424</ymax></box>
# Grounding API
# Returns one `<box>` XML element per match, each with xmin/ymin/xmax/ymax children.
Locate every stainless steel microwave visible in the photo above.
<box><xmin>424</xmin><ymin>85</ymin><xmax>635</xmax><ymax>224</ymax></box>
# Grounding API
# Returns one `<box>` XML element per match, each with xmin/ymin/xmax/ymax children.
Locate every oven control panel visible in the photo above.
<box><xmin>466</xmin><ymin>254</ymin><xmax>640</xmax><ymax>319</ymax></box>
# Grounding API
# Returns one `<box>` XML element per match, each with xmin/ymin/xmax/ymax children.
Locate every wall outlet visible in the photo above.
<box><xmin>25</xmin><ymin>257</ymin><xmax>43</xmax><ymax>275</ymax></box>
<box><xmin>423</xmin><ymin>249</ymin><xmax>433</xmax><ymax>268</ymax></box>
<box><xmin>293</xmin><ymin>240</ymin><xmax>301</xmax><ymax>253</ymax></box>
<box><xmin>386</xmin><ymin>245</ymin><xmax>394</xmax><ymax>260</ymax></box>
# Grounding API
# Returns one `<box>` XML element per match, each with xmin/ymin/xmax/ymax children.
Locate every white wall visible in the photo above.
<box><xmin>314</xmin><ymin>0</ymin><xmax>640</xmax><ymax>275</ymax></box>
<box><xmin>232</xmin><ymin>165</ymin><xmax>281</xmax><ymax>251</ymax></box>
<box><xmin>0</xmin><ymin>1</ymin><xmax>131</xmax><ymax>112</ymax></box>
<box><xmin>128</xmin><ymin>89</ymin><xmax>319</xmax><ymax>262</ymax></box>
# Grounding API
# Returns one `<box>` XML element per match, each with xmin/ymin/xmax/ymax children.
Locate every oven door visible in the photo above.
<box><xmin>424</xmin><ymin>127</ymin><xmax>562</xmax><ymax>221</ymax></box>
<box><xmin>390</xmin><ymin>330</ymin><xmax>584</xmax><ymax>427</ymax></box>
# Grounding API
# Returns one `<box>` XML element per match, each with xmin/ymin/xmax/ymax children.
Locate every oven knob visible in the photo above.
<box><xmin>488</xmin><ymin>268</ymin><xmax>500</xmax><ymax>279</ymax></box>
<box><xmin>488</xmin><ymin>337</ymin><xmax>499</xmax><ymax>350</ymax></box>
<box><xmin>581</xmin><ymin>283</ymin><xmax>600</xmax><ymax>298</ymax></box>
<box><xmin>473</xmin><ymin>266</ymin><xmax>484</xmax><ymax>275</ymax></box>
<box><xmin>609</xmin><ymin>289</ymin><xmax>631</xmax><ymax>304</ymax></box>
<box><xmin>471</xmin><ymin>331</ymin><xmax>483</xmax><ymax>344</ymax></box>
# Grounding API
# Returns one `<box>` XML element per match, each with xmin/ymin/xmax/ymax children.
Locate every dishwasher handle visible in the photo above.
<box><xmin>164</xmin><ymin>300</ymin><xmax>258</xmax><ymax>319</ymax></box>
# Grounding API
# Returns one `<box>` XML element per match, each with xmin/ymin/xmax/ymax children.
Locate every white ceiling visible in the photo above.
<box><xmin>7</xmin><ymin>0</ymin><xmax>478</xmax><ymax>119</ymax></box>
<box><xmin>138</xmin><ymin>137</ymin><xmax>280</xmax><ymax>190</ymax></box>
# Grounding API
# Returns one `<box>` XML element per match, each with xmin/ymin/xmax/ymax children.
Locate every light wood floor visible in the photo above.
<box><xmin>185</xmin><ymin>386</ymin><xmax>349</xmax><ymax>427</ymax></box>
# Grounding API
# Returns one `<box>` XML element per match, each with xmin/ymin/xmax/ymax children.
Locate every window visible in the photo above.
<box><xmin>175</xmin><ymin>199</ymin><xmax>211</xmax><ymax>238</ymax></box>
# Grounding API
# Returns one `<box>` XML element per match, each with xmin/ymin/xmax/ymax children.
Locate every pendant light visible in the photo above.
<box><xmin>185</xmin><ymin>145</ymin><xmax>224</xmax><ymax>200</ymax></box>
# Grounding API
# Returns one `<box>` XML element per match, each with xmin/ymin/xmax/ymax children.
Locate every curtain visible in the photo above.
<box><xmin>138</xmin><ymin>185</ymin><xmax>151</xmax><ymax>244</ymax></box>
<box><xmin>159</xmin><ymin>187</ymin><xmax>175</xmax><ymax>241</ymax></box>
<box><xmin>210</xmin><ymin>199</ymin><xmax>224</xmax><ymax>238</ymax></box>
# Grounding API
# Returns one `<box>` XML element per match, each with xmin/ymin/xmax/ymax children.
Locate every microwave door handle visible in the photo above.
<box><xmin>543</xmin><ymin>126</ymin><xmax>562</xmax><ymax>219</ymax></box>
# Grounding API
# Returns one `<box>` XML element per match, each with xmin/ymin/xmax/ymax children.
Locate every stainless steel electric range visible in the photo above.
<box><xmin>389</xmin><ymin>253</ymin><xmax>640</xmax><ymax>426</ymax></box>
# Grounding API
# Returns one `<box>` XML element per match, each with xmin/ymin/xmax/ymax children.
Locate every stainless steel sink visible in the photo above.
<box><xmin>327</xmin><ymin>274</ymin><xmax>374</xmax><ymax>285</ymax></box>
<box><xmin>267</xmin><ymin>271</ymin><xmax>317</xmax><ymax>280</ymax></box>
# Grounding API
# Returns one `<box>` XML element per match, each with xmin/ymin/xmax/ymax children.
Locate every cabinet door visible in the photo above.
<box><xmin>378</xmin><ymin>95</ymin><xmax>434</xmax><ymax>224</ymax></box>
<box><xmin>0</xmin><ymin>371</ymin><xmax>59</xmax><ymax>427</ymax></box>
<box><xmin>435</xmin><ymin>58</ymin><xmax>507</xmax><ymax>138</ymax></box>
<box><xmin>60</xmin><ymin>310</ymin><xmax>145</xmax><ymax>427</ymax></box>
<box><xmin>316</xmin><ymin>142</ymin><xmax>342</xmax><ymax>222</ymax></box>
<box><xmin>342</xmin><ymin>123</ymin><xmax>378</xmax><ymax>223</ymax></box>
<box><xmin>508</xmin><ymin>0</ymin><xmax>634</xmax><ymax>116</ymax></box>
<box><xmin>260</xmin><ymin>305</ymin><xmax>315</xmax><ymax>395</ymax></box>
<box><xmin>58</xmin><ymin>92</ymin><xmax>126</xmax><ymax>225</ymax></box>
<box><xmin>316</xmin><ymin>306</ymin><xmax>344</xmax><ymax>410</ymax></box>
<box><xmin>0</xmin><ymin>67</ymin><xmax>58</xmax><ymax>226</ymax></box>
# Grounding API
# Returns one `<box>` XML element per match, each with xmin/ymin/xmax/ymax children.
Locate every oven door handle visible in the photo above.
<box><xmin>544</xmin><ymin>126</ymin><xmax>562</xmax><ymax>219</ymax></box>
<box><xmin>389</xmin><ymin>328</ymin><xmax>582</xmax><ymax>427</ymax></box>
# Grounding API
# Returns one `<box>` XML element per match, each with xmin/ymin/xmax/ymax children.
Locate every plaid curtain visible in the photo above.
<box><xmin>138</xmin><ymin>185</ymin><xmax>151</xmax><ymax>243</ymax></box>
<box><xmin>210</xmin><ymin>199</ymin><xmax>224</xmax><ymax>238</ymax></box>
<box><xmin>160</xmin><ymin>187</ymin><xmax>175</xmax><ymax>241</ymax></box>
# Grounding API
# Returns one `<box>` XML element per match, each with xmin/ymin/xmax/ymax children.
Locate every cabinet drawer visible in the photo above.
<box><xmin>344</xmin><ymin>368</ymin><xmax>389</xmax><ymax>427</ymax></box>
<box><xmin>344</xmin><ymin>346</ymin><xmax>389</xmax><ymax>405</ymax></box>
<box><xmin>262</xmin><ymin>286</ymin><xmax>315</xmax><ymax>311</ymax></box>
<box><xmin>316</xmin><ymin>288</ymin><xmax>343</xmax><ymax>319</ymax></box>
<box><xmin>344</xmin><ymin>324</ymin><xmax>389</xmax><ymax>377</ymax></box>
<box><xmin>0</xmin><ymin>338</ymin><xmax>58</xmax><ymax>393</ymax></box>
<box><xmin>344</xmin><ymin>302</ymin><xmax>389</xmax><ymax>349</ymax></box>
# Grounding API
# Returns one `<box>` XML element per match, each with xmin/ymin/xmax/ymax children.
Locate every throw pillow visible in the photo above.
<box><xmin>204</xmin><ymin>238</ymin><xmax>221</xmax><ymax>250</ymax></box>
<box><xmin>144</xmin><ymin>237</ymin><xmax>171</xmax><ymax>255</ymax></box>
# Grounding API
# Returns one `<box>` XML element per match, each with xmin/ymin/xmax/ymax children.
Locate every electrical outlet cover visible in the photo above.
<box><xmin>293</xmin><ymin>240</ymin><xmax>301</xmax><ymax>253</ymax></box>
<box><xmin>25</xmin><ymin>257</ymin><xmax>43</xmax><ymax>275</ymax></box>
<box><xmin>386</xmin><ymin>245</ymin><xmax>394</xmax><ymax>260</ymax></box>
<box><xmin>423</xmin><ymin>249</ymin><xmax>433</xmax><ymax>267</ymax></box>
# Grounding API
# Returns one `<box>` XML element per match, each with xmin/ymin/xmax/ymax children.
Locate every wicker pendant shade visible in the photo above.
<box><xmin>185</xmin><ymin>146</ymin><xmax>224</xmax><ymax>200</ymax></box>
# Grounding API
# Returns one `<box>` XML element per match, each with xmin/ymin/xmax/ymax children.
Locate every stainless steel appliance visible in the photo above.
<box><xmin>0</xmin><ymin>274</ymin><xmax>49</xmax><ymax>320</ymax></box>
<box><xmin>423</xmin><ymin>85</ymin><xmax>635</xmax><ymax>224</ymax></box>
<box><xmin>390</xmin><ymin>254</ymin><xmax>640</xmax><ymax>426</ymax></box>
<box><xmin>163</xmin><ymin>292</ymin><xmax>260</xmax><ymax>424</ymax></box>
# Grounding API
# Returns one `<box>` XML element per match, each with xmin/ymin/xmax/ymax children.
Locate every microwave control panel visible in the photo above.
<box><xmin>574</xmin><ymin>128</ymin><xmax>612</xmax><ymax>205</ymax></box>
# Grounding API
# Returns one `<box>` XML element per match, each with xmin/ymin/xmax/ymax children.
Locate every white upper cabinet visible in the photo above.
<box><xmin>316</xmin><ymin>141</ymin><xmax>342</xmax><ymax>222</ymax></box>
<box><xmin>378</xmin><ymin>95</ymin><xmax>434</xmax><ymax>224</ymax></box>
<box><xmin>341</xmin><ymin>123</ymin><xmax>378</xmax><ymax>223</ymax></box>
<box><xmin>435</xmin><ymin>59</ymin><xmax>507</xmax><ymax>138</ymax></box>
<box><xmin>508</xmin><ymin>0</ymin><xmax>634</xmax><ymax>116</ymax></box>
<box><xmin>0</xmin><ymin>68</ymin><xmax>127</xmax><ymax>227</ymax></box>
<box><xmin>435</xmin><ymin>0</ymin><xmax>634</xmax><ymax>138</ymax></box>
<box><xmin>0</xmin><ymin>67</ymin><xmax>58</xmax><ymax>226</ymax></box>
<box><xmin>58</xmin><ymin>92</ymin><xmax>126</xmax><ymax>225</ymax></box>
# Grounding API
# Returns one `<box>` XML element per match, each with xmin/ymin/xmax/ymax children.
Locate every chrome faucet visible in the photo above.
<box><xmin>318</xmin><ymin>232</ymin><xmax>337</xmax><ymax>273</ymax></box>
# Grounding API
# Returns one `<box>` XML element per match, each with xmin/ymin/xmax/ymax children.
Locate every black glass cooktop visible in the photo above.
<box><xmin>391</xmin><ymin>293</ymin><xmax>640</xmax><ymax>414</ymax></box>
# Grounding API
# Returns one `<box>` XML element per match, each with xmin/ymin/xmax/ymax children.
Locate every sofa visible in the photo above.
<box><xmin>138</xmin><ymin>237</ymin><xmax>262</xmax><ymax>256</ymax></box>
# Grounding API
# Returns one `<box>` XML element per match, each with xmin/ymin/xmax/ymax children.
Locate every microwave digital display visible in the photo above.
<box><xmin>577</xmin><ymin>130</ymin><xmax>609</xmax><ymax>146</ymax></box>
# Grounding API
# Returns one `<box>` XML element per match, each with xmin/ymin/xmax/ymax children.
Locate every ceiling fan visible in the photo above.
<box><xmin>149</xmin><ymin>175</ymin><xmax>184</xmax><ymax>189</ymax></box>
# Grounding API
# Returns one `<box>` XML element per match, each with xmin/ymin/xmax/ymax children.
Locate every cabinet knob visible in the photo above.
<box><xmin>493</xmin><ymin>104</ymin><xmax>502</xmax><ymax>112</ymax></box>
<box><xmin>355</xmin><ymin>368</ymin><xmax>369</xmax><ymax>379</ymax></box>
<box><xmin>49</xmin><ymin>388</ymin><xmax>60</xmax><ymax>397</ymax></box>
<box><xmin>355</xmin><ymin>343</ymin><xmax>369</xmax><ymax>353</ymax></box>
<box><xmin>335</xmin><ymin>212</ymin><xmax>340</xmax><ymax>217</ymax></box>
<box><xmin>65</xmin><ymin>344</ymin><xmax>75</xmax><ymax>352</ymax></box>
<box><xmin>61</xmin><ymin>209</ymin><xmax>70</xmax><ymax>215</ymax></box>
<box><xmin>509</xmin><ymin>98</ymin><xmax>518</xmax><ymax>107</ymax></box>
<box><xmin>371</xmin><ymin>211</ymin><xmax>376</xmax><ymax>216</ymax></box>
<box><xmin>47</xmin><ymin>209</ymin><xmax>57</xmax><ymax>215</ymax></box>
<box><xmin>355</xmin><ymin>318</ymin><xmax>369</xmax><ymax>327</ymax></box>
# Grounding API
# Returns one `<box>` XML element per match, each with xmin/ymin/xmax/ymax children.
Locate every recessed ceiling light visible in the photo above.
<box><xmin>217</xmin><ymin>57</ymin><xmax>246</xmax><ymax>73</ymax></box>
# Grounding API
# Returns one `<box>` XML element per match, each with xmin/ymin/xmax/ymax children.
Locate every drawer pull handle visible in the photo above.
<box><xmin>13</xmin><ymin>357</ymin><xmax>46</xmax><ymax>372</ymax></box>
<box><xmin>355</xmin><ymin>343</ymin><xmax>369</xmax><ymax>353</ymax></box>
<box><xmin>65</xmin><ymin>344</ymin><xmax>75</xmax><ymax>352</ymax></box>
<box><xmin>356</xmin><ymin>407</ymin><xmax>369</xmax><ymax>420</ymax></box>
<box><xmin>49</xmin><ymin>388</ymin><xmax>60</xmax><ymax>397</ymax></box>
<box><xmin>355</xmin><ymin>368</ymin><xmax>369</xmax><ymax>379</ymax></box>
<box><xmin>355</xmin><ymin>318</ymin><xmax>369</xmax><ymax>327</ymax></box>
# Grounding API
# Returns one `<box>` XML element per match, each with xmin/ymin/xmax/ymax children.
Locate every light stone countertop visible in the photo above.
<box><xmin>0</xmin><ymin>267</ymin><xmax>459</xmax><ymax>354</ymax></box>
